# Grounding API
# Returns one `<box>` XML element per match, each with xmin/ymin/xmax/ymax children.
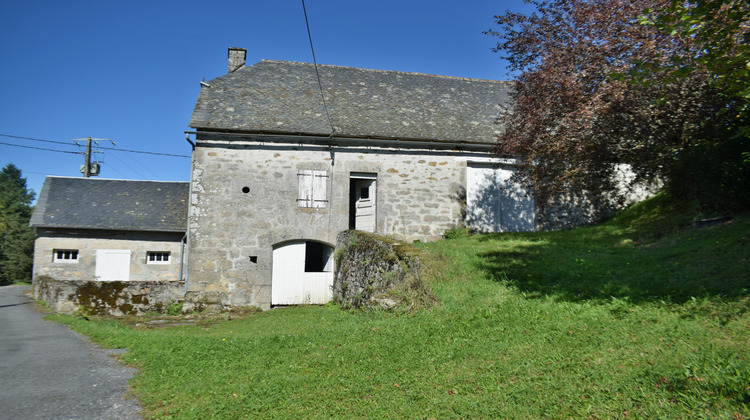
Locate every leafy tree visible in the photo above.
<box><xmin>635</xmin><ymin>0</ymin><xmax>750</xmax><ymax>208</ymax></box>
<box><xmin>639</xmin><ymin>0</ymin><xmax>749</xmax><ymax>132</ymax></box>
<box><xmin>0</xmin><ymin>164</ymin><xmax>36</xmax><ymax>284</ymax></box>
<box><xmin>486</xmin><ymin>0</ymin><xmax>740</xmax><ymax>210</ymax></box>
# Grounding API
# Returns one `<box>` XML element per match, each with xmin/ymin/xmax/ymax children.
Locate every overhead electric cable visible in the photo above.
<box><xmin>301</xmin><ymin>0</ymin><xmax>335</xmax><ymax>136</ymax></box>
<box><xmin>101</xmin><ymin>165</ymin><xmax>129</xmax><ymax>179</ymax></box>
<box><xmin>94</xmin><ymin>145</ymin><xmax>190</xmax><ymax>158</ymax></box>
<box><xmin>0</xmin><ymin>133</ymin><xmax>78</xmax><ymax>147</ymax></box>
<box><xmin>121</xmin><ymin>150</ymin><xmax>163</xmax><ymax>180</ymax></box>
<box><xmin>0</xmin><ymin>141</ymin><xmax>82</xmax><ymax>155</ymax></box>
<box><xmin>0</xmin><ymin>133</ymin><xmax>190</xmax><ymax>158</ymax></box>
<box><xmin>102</xmin><ymin>151</ymin><xmax>151</xmax><ymax>180</ymax></box>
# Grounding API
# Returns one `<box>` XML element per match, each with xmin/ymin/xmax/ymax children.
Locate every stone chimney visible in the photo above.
<box><xmin>228</xmin><ymin>47</ymin><xmax>247</xmax><ymax>74</ymax></box>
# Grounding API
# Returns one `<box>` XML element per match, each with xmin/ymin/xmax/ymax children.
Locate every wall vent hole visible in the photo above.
<box><xmin>242</xmin><ymin>186</ymin><xmax>250</xmax><ymax>193</ymax></box>
<box><xmin>249</xmin><ymin>256</ymin><xmax>258</xmax><ymax>263</ymax></box>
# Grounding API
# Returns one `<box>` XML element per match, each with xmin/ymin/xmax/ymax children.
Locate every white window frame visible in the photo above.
<box><xmin>146</xmin><ymin>251</ymin><xmax>171</xmax><ymax>264</ymax></box>
<box><xmin>297</xmin><ymin>170</ymin><xmax>328</xmax><ymax>208</ymax></box>
<box><xmin>53</xmin><ymin>249</ymin><xmax>79</xmax><ymax>263</ymax></box>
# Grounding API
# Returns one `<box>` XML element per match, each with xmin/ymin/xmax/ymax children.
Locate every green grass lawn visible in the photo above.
<box><xmin>52</xmin><ymin>194</ymin><xmax>750</xmax><ymax>418</ymax></box>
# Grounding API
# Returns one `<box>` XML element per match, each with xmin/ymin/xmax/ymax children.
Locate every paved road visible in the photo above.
<box><xmin>0</xmin><ymin>285</ymin><xmax>142</xmax><ymax>419</ymax></box>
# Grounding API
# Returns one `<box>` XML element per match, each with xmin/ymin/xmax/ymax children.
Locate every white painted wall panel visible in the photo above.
<box><xmin>272</xmin><ymin>241</ymin><xmax>306</xmax><ymax>305</ymax></box>
<box><xmin>466</xmin><ymin>163</ymin><xmax>535</xmax><ymax>232</ymax></box>
<box><xmin>95</xmin><ymin>249</ymin><xmax>131</xmax><ymax>281</ymax></box>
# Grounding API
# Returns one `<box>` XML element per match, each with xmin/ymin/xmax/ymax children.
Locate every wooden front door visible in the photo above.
<box><xmin>353</xmin><ymin>178</ymin><xmax>376</xmax><ymax>232</ymax></box>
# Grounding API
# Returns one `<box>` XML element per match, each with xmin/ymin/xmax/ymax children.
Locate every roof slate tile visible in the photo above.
<box><xmin>190</xmin><ymin>60</ymin><xmax>510</xmax><ymax>143</ymax></box>
<box><xmin>30</xmin><ymin>177</ymin><xmax>189</xmax><ymax>232</ymax></box>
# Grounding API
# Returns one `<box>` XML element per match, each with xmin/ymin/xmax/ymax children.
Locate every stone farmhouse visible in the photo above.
<box><xmin>32</xmin><ymin>48</ymin><xmax>603</xmax><ymax>313</ymax></box>
<box><xmin>183</xmin><ymin>48</ymin><xmax>538</xmax><ymax>310</ymax></box>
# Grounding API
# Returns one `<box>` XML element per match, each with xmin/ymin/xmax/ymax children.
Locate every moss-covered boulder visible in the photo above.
<box><xmin>333</xmin><ymin>231</ymin><xmax>436</xmax><ymax>310</ymax></box>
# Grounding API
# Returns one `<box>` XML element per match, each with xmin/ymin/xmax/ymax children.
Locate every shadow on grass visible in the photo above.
<box><xmin>471</xmin><ymin>215</ymin><xmax>750</xmax><ymax>307</ymax></box>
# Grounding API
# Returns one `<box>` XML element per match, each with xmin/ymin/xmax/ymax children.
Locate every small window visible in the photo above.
<box><xmin>297</xmin><ymin>170</ymin><xmax>328</xmax><ymax>208</ymax></box>
<box><xmin>147</xmin><ymin>251</ymin><xmax>171</xmax><ymax>264</ymax></box>
<box><xmin>53</xmin><ymin>249</ymin><xmax>79</xmax><ymax>263</ymax></box>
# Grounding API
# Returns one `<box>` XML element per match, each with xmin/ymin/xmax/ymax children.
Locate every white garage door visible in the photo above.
<box><xmin>271</xmin><ymin>241</ymin><xmax>334</xmax><ymax>305</ymax></box>
<box><xmin>466</xmin><ymin>163</ymin><xmax>535</xmax><ymax>232</ymax></box>
<box><xmin>95</xmin><ymin>249</ymin><xmax>131</xmax><ymax>281</ymax></box>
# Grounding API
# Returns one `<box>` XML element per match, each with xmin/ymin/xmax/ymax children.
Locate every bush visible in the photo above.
<box><xmin>166</xmin><ymin>301</ymin><xmax>184</xmax><ymax>316</ymax></box>
<box><xmin>443</xmin><ymin>226</ymin><xmax>471</xmax><ymax>239</ymax></box>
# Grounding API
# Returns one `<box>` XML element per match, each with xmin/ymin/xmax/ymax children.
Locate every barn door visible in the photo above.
<box><xmin>466</xmin><ymin>163</ymin><xmax>535</xmax><ymax>232</ymax></box>
<box><xmin>272</xmin><ymin>241</ymin><xmax>334</xmax><ymax>305</ymax></box>
<box><xmin>349</xmin><ymin>173</ymin><xmax>377</xmax><ymax>232</ymax></box>
<box><xmin>95</xmin><ymin>249</ymin><xmax>131</xmax><ymax>281</ymax></box>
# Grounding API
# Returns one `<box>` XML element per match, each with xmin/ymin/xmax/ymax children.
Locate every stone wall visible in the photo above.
<box><xmin>33</xmin><ymin>276</ymin><xmax>184</xmax><ymax>315</ymax></box>
<box><xmin>187</xmin><ymin>138</ymin><xmax>476</xmax><ymax>309</ymax></box>
<box><xmin>332</xmin><ymin>230</ymin><xmax>432</xmax><ymax>310</ymax></box>
<box><xmin>33</xmin><ymin>229</ymin><xmax>185</xmax><ymax>282</ymax></box>
<box><xmin>536</xmin><ymin>168</ymin><xmax>661</xmax><ymax>231</ymax></box>
<box><xmin>186</xmin><ymin>136</ymin><xmax>654</xmax><ymax>309</ymax></box>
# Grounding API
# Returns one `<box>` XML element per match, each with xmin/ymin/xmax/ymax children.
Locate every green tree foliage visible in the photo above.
<box><xmin>636</xmin><ymin>0</ymin><xmax>750</xmax><ymax>208</ymax></box>
<box><xmin>487</xmin><ymin>0</ymin><xmax>748</xmax><ymax>210</ymax></box>
<box><xmin>639</xmin><ymin>0</ymin><xmax>749</xmax><ymax>130</ymax></box>
<box><xmin>0</xmin><ymin>164</ymin><xmax>36</xmax><ymax>284</ymax></box>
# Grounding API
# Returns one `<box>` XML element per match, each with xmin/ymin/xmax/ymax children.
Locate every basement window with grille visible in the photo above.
<box><xmin>146</xmin><ymin>251</ymin><xmax>171</xmax><ymax>264</ymax></box>
<box><xmin>53</xmin><ymin>249</ymin><xmax>79</xmax><ymax>263</ymax></box>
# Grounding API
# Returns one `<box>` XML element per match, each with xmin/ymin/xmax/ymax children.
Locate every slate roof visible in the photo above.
<box><xmin>190</xmin><ymin>60</ymin><xmax>510</xmax><ymax>144</ymax></box>
<box><xmin>30</xmin><ymin>177</ymin><xmax>189</xmax><ymax>233</ymax></box>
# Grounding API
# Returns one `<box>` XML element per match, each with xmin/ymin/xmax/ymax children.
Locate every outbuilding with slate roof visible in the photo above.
<box><xmin>183</xmin><ymin>48</ymin><xmax>537</xmax><ymax>310</ymax></box>
<box><xmin>30</xmin><ymin>177</ymin><xmax>189</xmax><ymax>314</ymax></box>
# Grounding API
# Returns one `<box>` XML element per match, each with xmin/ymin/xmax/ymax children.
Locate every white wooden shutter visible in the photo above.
<box><xmin>297</xmin><ymin>170</ymin><xmax>313</xmax><ymax>207</ymax></box>
<box><xmin>312</xmin><ymin>170</ymin><xmax>328</xmax><ymax>208</ymax></box>
<box><xmin>298</xmin><ymin>170</ymin><xmax>328</xmax><ymax>208</ymax></box>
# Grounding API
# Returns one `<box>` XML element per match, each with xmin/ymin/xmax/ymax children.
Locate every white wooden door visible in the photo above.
<box><xmin>354</xmin><ymin>179</ymin><xmax>376</xmax><ymax>232</ymax></box>
<box><xmin>95</xmin><ymin>249</ymin><xmax>131</xmax><ymax>281</ymax></box>
<box><xmin>272</xmin><ymin>242</ymin><xmax>334</xmax><ymax>305</ymax></box>
<box><xmin>497</xmin><ymin>166</ymin><xmax>536</xmax><ymax>232</ymax></box>
<box><xmin>466</xmin><ymin>165</ymin><xmax>502</xmax><ymax>232</ymax></box>
<box><xmin>466</xmin><ymin>163</ymin><xmax>535</xmax><ymax>232</ymax></box>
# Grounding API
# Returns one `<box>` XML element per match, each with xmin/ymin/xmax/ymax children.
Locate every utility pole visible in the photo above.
<box><xmin>84</xmin><ymin>137</ymin><xmax>92</xmax><ymax>177</ymax></box>
<box><xmin>73</xmin><ymin>137</ymin><xmax>112</xmax><ymax>177</ymax></box>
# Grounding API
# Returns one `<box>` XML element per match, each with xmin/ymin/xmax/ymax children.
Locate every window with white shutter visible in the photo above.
<box><xmin>297</xmin><ymin>170</ymin><xmax>328</xmax><ymax>208</ymax></box>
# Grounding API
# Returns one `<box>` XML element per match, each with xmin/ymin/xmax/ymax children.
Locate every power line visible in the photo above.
<box><xmin>101</xmin><ymin>151</ymin><xmax>152</xmax><ymax>180</ymax></box>
<box><xmin>301</xmin><ymin>0</ymin><xmax>335</xmax><ymax>137</ymax></box>
<box><xmin>94</xmin><ymin>145</ymin><xmax>190</xmax><ymax>158</ymax></box>
<box><xmin>0</xmin><ymin>133</ymin><xmax>191</xmax><ymax>158</ymax></box>
<box><xmin>0</xmin><ymin>133</ymin><xmax>73</xmax><ymax>147</ymax></box>
<box><xmin>122</xmin><ymin>151</ymin><xmax>163</xmax><ymax>179</ymax></box>
<box><xmin>0</xmin><ymin>141</ymin><xmax>83</xmax><ymax>155</ymax></box>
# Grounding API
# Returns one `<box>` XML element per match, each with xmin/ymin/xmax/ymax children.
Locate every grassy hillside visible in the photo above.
<box><xmin>52</xmin><ymin>194</ymin><xmax>750</xmax><ymax>418</ymax></box>
<box><xmin>430</xmin><ymin>192</ymin><xmax>749</xmax><ymax>309</ymax></box>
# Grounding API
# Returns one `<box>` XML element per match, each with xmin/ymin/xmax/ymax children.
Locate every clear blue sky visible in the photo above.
<box><xmin>0</xmin><ymin>0</ymin><xmax>534</xmax><ymax>200</ymax></box>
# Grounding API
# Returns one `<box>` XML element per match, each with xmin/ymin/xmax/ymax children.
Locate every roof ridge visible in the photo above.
<box><xmin>257</xmin><ymin>59</ymin><xmax>509</xmax><ymax>84</ymax></box>
<box><xmin>46</xmin><ymin>175</ymin><xmax>188</xmax><ymax>184</ymax></box>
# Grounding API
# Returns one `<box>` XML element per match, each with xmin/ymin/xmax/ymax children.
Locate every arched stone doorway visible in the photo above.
<box><xmin>271</xmin><ymin>240</ymin><xmax>334</xmax><ymax>305</ymax></box>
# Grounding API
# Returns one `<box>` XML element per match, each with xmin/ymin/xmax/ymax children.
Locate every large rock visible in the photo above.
<box><xmin>333</xmin><ymin>231</ymin><xmax>434</xmax><ymax>310</ymax></box>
